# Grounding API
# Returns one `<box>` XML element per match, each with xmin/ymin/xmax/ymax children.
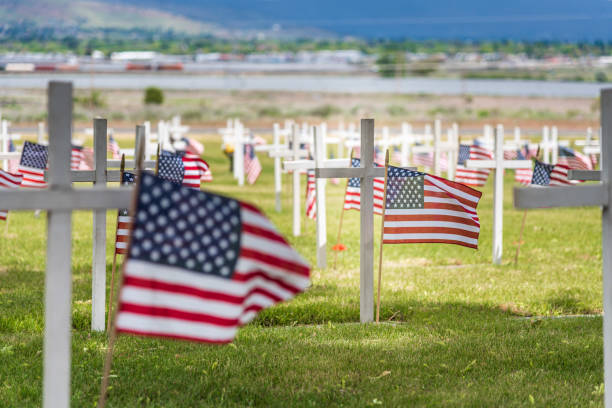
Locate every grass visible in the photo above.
<box><xmin>0</xmin><ymin>133</ymin><xmax>605</xmax><ymax>406</ymax></box>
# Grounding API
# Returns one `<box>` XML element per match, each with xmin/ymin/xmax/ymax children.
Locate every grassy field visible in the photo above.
<box><xmin>0</xmin><ymin>133</ymin><xmax>605</xmax><ymax>407</ymax></box>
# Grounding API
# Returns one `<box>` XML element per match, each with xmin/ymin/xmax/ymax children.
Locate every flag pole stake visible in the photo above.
<box><xmin>333</xmin><ymin>149</ymin><xmax>354</xmax><ymax>269</ymax></box>
<box><xmin>376</xmin><ymin>149</ymin><xmax>390</xmax><ymax>323</ymax></box>
<box><xmin>107</xmin><ymin>154</ymin><xmax>125</xmax><ymax>332</ymax></box>
<box><xmin>514</xmin><ymin>210</ymin><xmax>528</xmax><ymax>265</ymax></box>
<box><xmin>98</xmin><ymin>147</ymin><xmax>143</xmax><ymax>408</ymax></box>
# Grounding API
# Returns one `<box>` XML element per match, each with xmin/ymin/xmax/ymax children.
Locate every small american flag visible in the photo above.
<box><xmin>244</xmin><ymin>144</ymin><xmax>262</xmax><ymax>185</ymax></box>
<box><xmin>182</xmin><ymin>153</ymin><xmax>213</xmax><ymax>188</ymax></box>
<box><xmin>391</xmin><ymin>146</ymin><xmax>402</xmax><ymax>164</ymax></box>
<box><xmin>115</xmin><ymin>173</ymin><xmax>310</xmax><ymax>343</ymax></box>
<box><xmin>383</xmin><ymin>166</ymin><xmax>482</xmax><ymax>249</ymax></box>
<box><xmin>114</xmin><ymin>172</ymin><xmax>136</xmax><ymax>255</ymax></box>
<box><xmin>305</xmin><ymin>169</ymin><xmax>316</xmax><ymax>219</ymax></box>
<box><xmin>7</xmin><ymin>137</ymin><xmax>19</xmax><ymax>172</ymax></box>
<box><xmin>108</xmin><ymin>134</ymin><xmax>121</xmax><ymax>159</ymax></box>
<box><xmin>412</xmin><ymin>148</ymin><xmax>434</xmax><ymax>169</ymax></box>
<box><xmin>158</xmin><ymin>151</ymin><xmax>185</xmax><ymax>185</ymax></box>
<box><xmin>71</xmin><ymin>146</ymin><xmax>84</xmax><ymax>170</ymax></box>
<box><xmin>513</xmin><ymin>149</ymin><xmax>533</xmax><ymax>185</ymax></box>
<box><xmin>557</xmin><ymin>146</ymin><xmax>593</xmax><ymax>170</ymax></box>
<box><xmin>344</xmin><ymin>158</ymin><xmax>385</xmax><ymax>215</ymax></box>
<box><xmin>531</xmin><ymin>160</ymin><xmax>573</xmax><ymax>186</ymax></box>
<box><xmin>183</xmin><ymin>137</ymin><xmax>205</xmax><ymax>156</ymax></box>
<box><xmin>0</xmin><ymin>170</ymin><xmax>23</xmax><ymax>221</ymax></box>
<box><xmin>18</xmin><ymin>141</ymin><xmax>48</xmax><ymax>188</ymax></box>
<box><xmin>455</xmin><ymin>144</ymin><xmax>493</xmax><ymax>187</ymax></box>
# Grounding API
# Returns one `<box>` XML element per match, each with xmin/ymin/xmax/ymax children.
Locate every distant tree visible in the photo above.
<box><xmin>144</xmin><ymin>87</ymin><xmax>164</xmax><ymax>105</ymax></box>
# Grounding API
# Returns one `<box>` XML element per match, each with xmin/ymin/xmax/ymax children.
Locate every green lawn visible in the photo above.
<box><xmin>0</xmin><ymin>134</ymin><xmax>604</xmax><ymax>407</ymax></box>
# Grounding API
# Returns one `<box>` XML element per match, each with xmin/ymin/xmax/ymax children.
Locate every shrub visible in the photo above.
<box><xmin>595</xmin><ymin>71</ymin><xmax>608</xmax><ymax>83</ymax></box>
<box><xmin>387</xmin><ymin>105</ymin><xmax>407</xmax><ymax>117</ymax></box>
<box><xmin>144</xmin><ymin>87</ymin><xmax>164</xmax><ymax>105</ymax></box>
<box><xmin>310</xmin><ymin>104</ymin><xmax>341</xmax><ymax>118</ymax></box>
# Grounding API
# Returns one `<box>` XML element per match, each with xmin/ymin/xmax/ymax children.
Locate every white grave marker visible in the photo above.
<box><xmin>465</xmin><ymin>125</ymin><xmax>531</xmax><ymax>264</ymax></box>
<box><xmin>514</xmin><ymin>88</ymin><xmax>612</xmax><ymax>407</ymax></box>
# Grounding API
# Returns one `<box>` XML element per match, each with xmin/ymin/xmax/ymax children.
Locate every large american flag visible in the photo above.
<box><xmin>115</xmin><ymin>173</ymin><xmax>310</xmax><ymax>343</ymax></box>
<box><xmin>244</xmin><ymin>144</ymin><xmax>262</xmax><ymax>185</ymax></box>
<box><xmin>305</xmin><ymin>169</ymin><xmax>316</xmax><ymax>219</ymax></box>
<box><xmin>18</xmin><ymin>141</ymin><xmax>48</xmax><ymax>188</ymax></box>
<box><xmin>557</xmin><ymin>146</ymin><xmax>593</xmax><ymax>170</ymax></box>
<box><xmin>108</xmin><ymin>134</ymin><xmax>121</xmax><ymax>159</ymax></box>
<box><xmin>0</xmin><ymin>170</ymin><xmax>23</xmax><ymax>221</ymax></box>
<box><xmin>382</xmin><ymin>166</ymin><xmax>482</xmax><ymax>249</ymax></box>
<box><xmin>455</xmin><ymin>144</ymin><xmax>493</xmax><ymax>187</ymax></box>
<box><xmin>114</xmin><ymin>172</ymin><xmax>136</xmax><ymax>255</ymax></box>
<box><xmin>343</xmin><ymin>158</ymin><xmax>385</xmax><ymax>215</ymax></box>
<box><xmin>531</xmin><ymin>160</ymin><xmax>572</xmax><ymax>186</ymax></box>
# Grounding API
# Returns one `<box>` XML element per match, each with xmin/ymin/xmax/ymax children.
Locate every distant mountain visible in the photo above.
<box><xmin>3</xmin><ymin>0</ymin><xmax>612</xmax><ymax>41</ymax></box>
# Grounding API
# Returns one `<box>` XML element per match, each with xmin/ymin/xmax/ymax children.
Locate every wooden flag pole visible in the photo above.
<box><xmin>333</xmin><ymin>149</ymin><xmax>354</xmax><ymax>269</ymax></box>
<box><xmin>375</xmin><ymin>149</ymin><xmax>390</xmax><ymax>323</ymax></box>
<box><xmin>106</xmin><ymin>154</ymin><xmax>125</xmax><ymax>333</ymax></box>
<box><xmin>99</xmin><ymin>135</ymin><xmax>145</xmax><ymax>408</ymax></box>
<box><xmin>155</xmin><ymin>144</ymin><xmax>160</xmax><ymax>175</ymax></box>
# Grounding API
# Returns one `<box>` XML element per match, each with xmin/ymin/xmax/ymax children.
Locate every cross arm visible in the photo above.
<box><xmin>43</xmin><ymin>170</ymin><xmax>145</xmax><ymax>182</ymax></box>
<box><xmin>108</xmin><ymin>159</ymin><xmax>156</xmax><ymax>169</ymax></box>
<box><xmin>0</xmin><ymin>186</ymin><xmax>133</xmax><ymax>210</ymax></box>
<box><xmin>465</xmin><ymin>160</ymin><xmax>532</xmax><ymax>169</ymax></box>
<box><xmin>315</xmin><ymin>166</ymin><xmax>386</xmax><ymax>179</ymax></box>
<box><xmin>513</xmin><ymin>184</ymin><xmax>608</xmax><ymax>209</ymax></box>
<box><xmin>568</xmin><ymin>170</ymin><xmax>601</xmax><ymax>181</ymax></box>
<box><xmin>284</xmin><ymin>158</ymin><xmax>350</xmax><ymax>171</ymax></box>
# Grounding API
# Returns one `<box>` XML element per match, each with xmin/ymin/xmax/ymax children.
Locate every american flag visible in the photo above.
<box><xmin>6</xmin><ymin>137</ymin><xmax>19</xmax><ymax>172</ymax></box>
<box><xmin>182</xmin><ymin>153</ymin><xmax>213</xmax><ymax>188</ymax></box>
<box><xmin>115</xmin><ymin>173</ymin><xmax>310</xmax><ymax>343</ymax></box>
<box><xmin>305</xmin><ymin>169</ymin><xmax>316</xmax><ymax>219</ymax></box>
<box><xmin>244</xmin><ymin>144</ymin><xmax>262</xmax><ymax>185</ymax></box>
<box><xmin>412</xmin><ymin>151</ymin><xmax>434</xmax><ymax>169</ymax></box>
<box><xmin>382</xmin><ymin>166</ymin><xmax>482</xmax><ymax>249</ymax></box>
<box><xmin>531</xmin><ymin>160</ymin><xmax>573</xmax><ymax>186</ymax></box>
<box><xmin>343</xmin><ymin>158</ymin><xmax>385</xmax><ymax>215</ymax></box>
<box><xmin>158</xmin><ymin>151</ymin><xmax>185</xmax><ymax>185</ymax></box>
<box><xmin>557</xmin><ymin>146</ymin><xmax>593</xmax><ymax>170</ymax></box>
<box><xmin>18</xmin><ymin>141</ymin><xmax>48</xmax><ymax>188</ymax></box>
<box><xmin>391</xmin><ymin>146</ymin><xmax>402</xmax><ymax>164</ymax></box>
<box><xmin>0</xmin><ymin>170</ymin><xmax>23</xmax><ymax>221</ymax></box>
<box><xmin>71</xmin><ymin>146</ymin><xmax>84</xmax><ymax>170</ymax></box>
<box><xmin>108</xmin><ymin>134</ymin><xmax>121</xmax><ymax>159</ymax></box>
<box><xmin>114</xmin><ymin>171</ymin><xmax>136</xmax><ymax>255</ymax></box>
<box><xmin>513</xmin><ymin>149</ymin><xmax>533</xmax><ymax>185</ymax></box>
<box><xmin>183</xmin><ymin>137</ymin><xmax>205</xmax><ymax>156</ymax></box>
<box><xmin>455</xmin><ymin>144</ymin><xmax>493</xmax><ymax>187</ymax></box>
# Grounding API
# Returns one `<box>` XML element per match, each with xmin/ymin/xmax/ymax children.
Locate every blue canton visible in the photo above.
<box><xmin>385</xmin><ymin>166</ymin><xmax>425</xmax><ymax>209</ymax></box>
<box><xmin>458</xmin><ymin>144</ymin><xmax>471</xmax><ymax>165</ymax></box>
<box><xmin>20</xmin><ymin>141</ymin><xmax>48</xmax><ymax>169</ymax></box>
<box><xmin>119</xmin><ymin>172</ymin><xmax>136</xmax><ymax>217</ymax></box>
<box><xmin>347</xmin><ymin>157</ymin><xmax>384</xmax><ymax>188</ymax></box>
<box><xmin>130</xmin><ymin>173</ymin><xmax>242</xmax><ymax>279</ymax></box>
<box><xmin>531</xmin><ymin>160</ymin><xmax>554</xmax><ymax>185</ymax></box>
<box><xmin>158</xmin><ymin>151</ymin><xmax>185</xmax><ymax>185</ymax></box>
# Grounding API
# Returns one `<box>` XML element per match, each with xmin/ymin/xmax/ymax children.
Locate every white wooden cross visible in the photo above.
<box><xmin>41</xmin><ymin>123</ymin><xmax>154</xmax><ymax>331</ymax></box>
<box><xmin>514</xmin><ymin>88</ymin><xmax>612</xmax><ymax>407</ymax></box>
<box><xmin>315</xmin><ymin>119</ymin><xmax>386</xmax><ymax>322</ymax></box>
<box><xmin>465</xmin><ymin>124</ymin><xmax>531</xmax><ymax>265</ymax></box>
<box><xmin>283</xmin><ymin>126</ymin><xmax>349</xmax><ymax>268</ymax></box>
<box><xmin>0</xmin><ymin>81</ymin><xmax>135</xmax><ymax>408</ymax></box>
<box><xmin>410</xmin><ymin>121</ymin><xmax>458</xmax><ymax>179</ymax></box>
<box><xmin>0</xmin><ymin>119</ymin><xmax>21</xmax><ymax>169</ymax></box>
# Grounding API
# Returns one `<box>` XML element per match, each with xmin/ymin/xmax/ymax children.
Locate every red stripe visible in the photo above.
<box><xmin>383</xmin><ymin>226</ymin><xmax>479</xmax><ymax>239</ymax></box>
<box><xmin>383</xmin><ymin>238</ymin><xmax>477</xmax><ymax>249</ymax></box>
<box><xmin>119</xmin><ymin>302</ymin><xmax>239</xmax><ymax>326</ymax></box>
<box><xmin>242</xmin><ymin>223</ymin><xmax>290</xmax><ymax>246</ymax></box>
<box><xmin>232</xmin><ymin>269</ymin><xmax>302</xmax><ymax>294</ymax></box>
<box><xmin>122</xmin><ymin>275</ymin><xmax>284</xmax><ymax>304</ymax></box>
<box><xmin>240</xmin><ymin>248</ymin><xmax>310</xmax><ymax>277</ymax></box>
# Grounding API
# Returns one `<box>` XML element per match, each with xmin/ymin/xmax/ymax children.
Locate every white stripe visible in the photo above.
<box><xmin>116</xmin><ymin>228</ymin><xmax>130</xmax><ymax>236</ymax></box>
<box><xmin>115</xmin><ymin>313</ymin><xmax>237</xmax><ymax>342</ymax></box>
<box><xmin>235</xmin><ymin>257</ymin><xmax>311</xmax><ymax>290</ymax></box>
<box><xmin>115</xmin><ymin>242</ymin><xmax>128</xmax><ymax>249</ymax></box>
<box><xmin>118</xmin><ymin>216</ymin><xmax>132</xmax><ymax>223</ymax></box>
<box><xmin>425</xmin><ymin>175</ymin><xmax>480</xmax><ymax>203</ymax></box>
<box><xmin>383</xmin><ymin>232</ymin><xmax>477</xmax><ymax>245</ymax></box>
<box><xmin>383</xmin><ymin>220</ymin><xmax>480</xmax><ymax>232</ymax></box>
<box><xmin>385</xmin><ymin>208</ymin><xmax>478</xmax><ymax>221</ymax></box>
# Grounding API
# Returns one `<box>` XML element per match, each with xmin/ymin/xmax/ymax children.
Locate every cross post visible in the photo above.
<box><xmin>513</xmin><ymin>88</ymin><xmax>612</xmax><ymax>406</ymax></box>
<box><xmin>465</xmin><ymin>125</ymin><xmax>531</xmax><ymax>264</ymax></box>
<box><xmin>315</xmin><ymin>119</ymin><xmax>386</xmax><ymax>322</ymax></box>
